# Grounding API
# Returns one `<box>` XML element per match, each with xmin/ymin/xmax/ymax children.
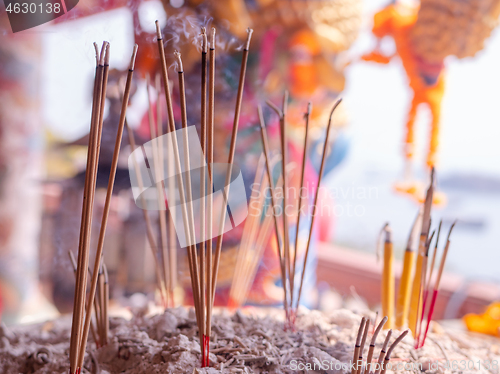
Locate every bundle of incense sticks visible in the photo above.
<box><xmin>155</xmin><ymin>22</ymin><xmax>253</xmax><ymax>367</ymax></box>
<box><xmin>350</xmin><ymin>316</ymin><xmax>408</xmax><ymax>374</ymax></box>
<box><xmin>69</xmin><ymin>42</ymin><xmax>138</xmax><ymax>374</ymax></box>
<box><xmin>259</xmin><ymin>98</ymin><xmax>342</xmax><ymax>326</ymax></box>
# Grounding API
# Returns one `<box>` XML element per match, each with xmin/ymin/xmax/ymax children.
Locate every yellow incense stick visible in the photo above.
<box><xmin>395</xmin><ymin>210</ymin><xmax>422</xmax><ymax>329</ymax></box>
<box><xmin>381</xmin><ymin>226</ymin><xmax>394</xmax><ymax>329</ymax></box>
<box><xmin>408</xmin><ymin>169</ymin><xmax>434</xmax><ymax>336</ymax></box>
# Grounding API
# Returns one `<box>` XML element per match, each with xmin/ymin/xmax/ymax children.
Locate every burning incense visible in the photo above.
<box><xmin>295</xmin><ymin>99</ymin><xmax>342</xmax><ymax>311</ymax></box>
<box><xmin>75</xmin><ymin>44</ymin><xmax>138</xmax><ymax>371</ymax></box>
<box><xmin>211</xmin><ymin>28</ymin><xmax>253</xmax><ymax>314</ymax></box>
<box><xmin>420</xmin><ymin>221</ymin><xmax>456</xmax><ymax>347</ymax></box>
<box><xmin>408</xmin><ymin>168</ymin><xmax>434</xmax><ymax>336</ymax></box>
<box><xmin>373</xmin><ymin>330</ymin><xmax>392</xmax><ymax>374</ymax></box>
<box><xmin>292</xmin><ymin>102</ymin><xmax>311</xmax><ymax>301</ymax></box>
<box><xmin>381</xmin><ymin>224</ymin><xmax>394</xmax><ymax>329</ymax></box>
<box><xmin>199</xmin><ymin>28</ymin><xmax>208</xmax><ymax>365</ymax></box>
<box><xmin>206</xmin><ymin>27</ymin><xmax>216</xmax><ymax>342</ymax></box>
<box><xmin>380</xmin><ymin>330</ymin><xmax>410</xmax><ymax>374</ymax></box>
<box><xmin>70</xmin><ymin>42</ymin><xmax>108</xmax><ymax>374</ymax></box>
<box><xmin>367</xmin><ymin>316</ymin><xmax>388</xmax><ymax>373</ymax></box>
<box><xmin>351</xmin><ymin>317</ymin><xmax>367</xmax><ymax>374</ymax></box>
<box><xmin>395</xmin><ymin>210</ymin><xmax>422</xmax><ymax>329</ymax></box>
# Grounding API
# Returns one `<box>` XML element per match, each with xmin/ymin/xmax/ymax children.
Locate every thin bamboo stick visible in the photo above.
<box><xmin>295</xmin><ymin>99</ymin><xmax>342</xmax><ymax>309</ymax></box>
<box><xmin>366</xmin><ymin>316</ymin><xmax>388</xmax><ymax>373</ymax></box>
<box><xmin>420</xmin><ymin>221</ymin><xmax>456</xmax><ymax>348</ymax></box>
<box><xmin>408</xmin><ymin>168</ymin><xmax>434</xmax><ymax>336</ymax></box>
<box><xmin>210</xmin><ymin>27</ymin><xmax>253</xmax><ymax>319</ymax></box>
<box><xmin>395</xmin><ymin>210</ymin><xmax>422</xmax><ymax>329</ymax></box>
<box><xmin>291</xmin><ymin>102</ymin><xmax>311</xmax><ymax>309</ymax></box>
<box><xmin>70</xmin><ymin>42</ymin><xmax>107</xmax><ymax>374</ymax></box>
<box><xmin>76</xmin><ymin>45</ymin><xmax>137</xmax><ymax>370</ymax></box>
<box><xmin>206</xmin><ymin>27</ymin><xmax>216</xmax><ymax>339</ymax></box>
<box><xmin>258</xmin><ymin>105</ymin><xmax>289</xmax><ymax>319</ymax></box>
<box><xmin>356</xmin><ymin>319</ymin><xmax>370</xmax><ymax>374</ymax></box>
<box><xmin>351</xmin><ymin>317</ymin><xmax>367</xmax><ymax>374</ymax></box>
<box><xmin>373</xmin><ymin>330</ymin><xmax>392</xmax><ymax>374</ymax></box>
<box><xmin>381</xmin><ymin>226</ymin><xmax>394</xmax><ymax>329</ymax></box>
<box><xmin>380</xmin><ymin>330</ymin><xmax>409</xmax><ymax>374</ymax></box>
<box><xmin>103</xmin><ymin>263</ymin><xmax>109</xmax><ymax>345</ymax></box>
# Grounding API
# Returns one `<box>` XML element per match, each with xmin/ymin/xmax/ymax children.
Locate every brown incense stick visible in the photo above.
<box><xmin>292</xmin><ymin>102</ymin><xmax>311</xmax><ymax>306</ymax></box>
<box><xmin>103</xmin><ymin>263</ymin><xmax>109</xmax><ymax>345</ymax></box>
<box><xmin>267</xmin><ymin>92</ymin><xmax>292</xmax><ymax>304</ymax></box>
<box><xmin>146</xmin><ymin>73</ymin><xmax>168</xmax><ymax>303</ymax></box>
<box><xmin>210</xmin><ymin>27</ymin><xmax>253</xmax><ymax>318</ymax></box>
<box><xmin>154</xmin><ymin>73</ymin><xmax>171</xmax><ymax>304</ymax></box>
<box><xmin>374</xmin><ymin>330</ymin><xmax>392</xmax><ymax>374</ymax></box>
<box><xmin>258</xmin><ymin>105</ymin><xmax>289</xmax><ymax>319</ymax></box>
<box><xmin>296</xmin><ymin>99</ymin><xmax>342</xmax><ymax>309</ymax></box>
<box><xmin>366</xmin><ymin>316</ymin><xmax>388</xmax><ymax>373</ymax></box>
<box><xmin>381</xmin><ymin>330</ymin><xmax>409</xmax><ymax>374</ymax></box>
<box><xmin>175</xmin><ymin>51</ymin><xmax>203</xmax><ymax>337</ymax></box>
<box><xmin>70</xmin><ymin>42</ymin><xmax>108</xmax><ymax>374</ymax></box>
<box><xmin>199</xmin><ymin>29</ymin><xmax>208</xmax><ymax>356</ymax></box>
<box><xmin>76</xmin><ymin>44</ymin><xmax>137</xmax><ymax>370</ymax></box>
<box><xmin>206</xmin><ymin>27</ymin><xmax>216</xmax><ymax>338</ymax></box>
<box><xmin>352</xmin><ymin>317</ymin><xmax>367</xmax><ymax>374</ymax></box>
<box><xmin>357</xmin><ymin>319</ymin><xmax>370</xmax><ymax>374</ymax></box>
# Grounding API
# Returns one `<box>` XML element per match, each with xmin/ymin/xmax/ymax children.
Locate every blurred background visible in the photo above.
<box><xmin>0</xmin><ymin>0</ymin><xmax>499</xmax><ymax>328</ymax></box>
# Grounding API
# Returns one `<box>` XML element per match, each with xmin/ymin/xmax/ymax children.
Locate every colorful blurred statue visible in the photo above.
<box><xmin>362</xmin><ymin>0</ymin><xmax>500</xmax><ymax>203</ymax></box>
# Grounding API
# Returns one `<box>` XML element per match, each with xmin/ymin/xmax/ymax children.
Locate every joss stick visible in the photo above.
<box><xmin>76</xmin><ymin>44</ymin><xmax>138</xmax><ymax>370</ymax></box>
<box><xmin>351</xmin><ymin>317</ymin><xmax>367</xmax><ymax>374</ymax></box>
<box><xmin>366</xmin><ymin>316</ymin><xmax>388</xmax><ymax>373</ymax></box>
<box><xmin>175</xmin><ymin>51</ymin><xmax>203</xmax><ymax>338</ymax></box>
<box><xmin>374</xmin><ymin>330</ymin><xmax>392</xmax><ymax>374</ymax></box>
<box><xmin>292</xmin><ymin>102</ymin><xmax>311</xmax><ymax>309</ymax></box>
<box><xmin>357</xmin><ymin>319</ymin><xmax>370</xmax><ymax>374</ymax></box>
<box><xmin>381</xmin><ymin>330</ymin><xmax>409</xmax><ymax>374</ymax></box>
<box><xmin>210</xmin><ymin>27</ymin><xmax>253</xmax><ymax>322</ymax></box>
<box><xmin>295</xmin><ymin>99</ymin><xmax>342</xmax><ymax>310</ymax></box>
<box><xmin>199</xmin><ymin>28</ymin><xmax>208</xmax><ymax>365</ymax></box>
<box><xmin>408</xmin><ymin>168</ymin><xmax>434</xmax><ymax>336</ymax></box>
<box><xmin>420</xmin><ymin>221</ymin><xmax>456</xmax><ymax>348</ymax></box>
<box><xmin>206</xmin><ymin>27</ymin><xmax>216</xmax><ymax>340</ymax></box>
<box><xmin>103</xmin><ymin>264</ymin><xmax>109</xmax><ymax>345</ymax></box>
<box><xmin>68</xmin><ymin>251</ymin><xmax>98</xmax><ymax>348</ymax></box>
<box><xmin>69</xmin><ymin>41</ymin><xmax>107</xmax><ymax>374</ymax></box>
<box><xmin>381</xmin><ymin>225</ymin><xmax>394</xmax><ymax>329</ymax></box>
<box><xmin>267</xmin><ymin>92</ymin><xmax>292</xmax><ymax>304</ymax></box>
<box><xmin>414</xmin><ymin>229</ymin><xmax>435</xmax><ymax>348</ymax></box>
<box><xmin>154</xmin><ymin>72</ymin><xmax>171</xmax><ymax>305</ymax></box>
<box><xmin>146</xmin><ymin>73</ymin><xmax>168</xmax><ymax>302</ymax></box>
<box><xmin>258</xmin><ymin>105</ymin><xmax>289</xmax><ymax>319</ymax></box>
<box><xmin>395</xmin><ymin>210</ymin><xmax>422</xmax><ymax>329</ymax></box>
<box><xmin>155</xmin><ymin>22</ymin><xmax>196</xmax><ymax>327</ymax></box>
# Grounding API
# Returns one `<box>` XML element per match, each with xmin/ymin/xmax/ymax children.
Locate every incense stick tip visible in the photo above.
<box><xmin>155</xmin><ymin>20</ymin><xmax>162</xmax><ymax>40</ymax></box>
<box><xmin>329</xmin><ymin>98</ymin><xmax>342</xmax><ymax>119</ymax></box>
<box><xmin>201</xmin><ymin>28</ymin><xmax>208</xmax><ymax>53</ymax></box>
<box><xmin>306</xmin><ymin>102</ymin><xmax>312</xmax><ymax>116</ymax></box>
<box><xmin>93</xmin><ymin>42</ymin><xmax>99</xmax><ymax>66</ymax></box>
<box><xmin>447</xmin><ymin>220</ymin><xmax>457</xmax><ymax>241</ymax></box>
<box><xmin>174</xmin><ymin>51</ymin><xmax>183</xmax><ymax>72</ymax></box>
<box><xmin>104</xmin><ymin>43</ymin><xmax>110</xmax><ymax>65</ymax></box>
<box><xmin>129</xmin><ymin>44</ymin><xmax>138</xmax><ymax>70</ymax></box>
<box><xmin>211</xmin><ymin>27</ymin><xmax>216</xmax><ymax>49</ymax></box>
<box><xmin>245</xmin><ymin>28</ymin><xmax>253</xmax><ymax>50</ymax></box>
<box><xmin>99</xmin><ymin>41</ymin><xmax>108</xmax><ymax>66</ymax></box>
